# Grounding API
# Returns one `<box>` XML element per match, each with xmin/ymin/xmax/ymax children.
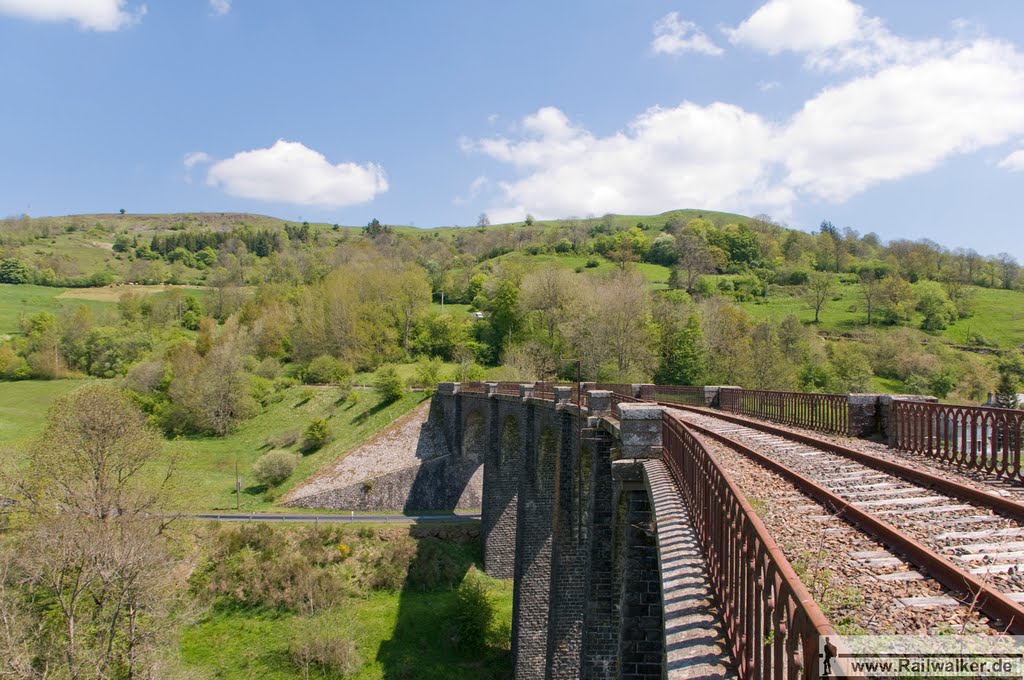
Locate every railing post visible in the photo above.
<box><xmin>618</xmin><ymin>403</ymin><xmax>665</xmax><ymax>458</ymax></box>
<box><xmin>437</xmin><ymin>382</ymin><xmax>459</xmax><ymax>396</ymax></box>
<box><xmin>552</xmin><ymin>386</ymin><xmax>572</xmax><ymax>404</ymax></box>
<box><xmin>484</xmin><ymin>382</ymin><xmax>498</xmax><ymax>398</ymax></box>
<box><xmin>847</xmin><ymin>394</ymin><xmax>882</xmax><ymax>438</ymax></box>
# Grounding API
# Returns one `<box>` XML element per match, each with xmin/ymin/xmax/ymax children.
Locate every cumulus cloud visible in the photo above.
<box><xmin>463</xmin><ymin>39</ymin><xmax>1024</xmax><ymax>218</ymax></box>
<box><xmin>727</xmin><ymin>0</ymin><xmax>945</xmax><ymax>72</ymax></box>
<box><xmin>183</xmin><ymin>151</ymin><xmax>211</xmax><ymax>169</ymax></box>
<box><xmin>206</xmin><ymin>140</ymin><xmax>388</xmax><ymax>208</ymax></box>
<box><xmin>210</xmin><ymin>0</ymin><xmax>230</xmax><ymax>16</ymax></box>
<box><xmin>0</xmin><ymin>0</ymin><xmax>145</xmax><ymax>31</ymax></box>
<box><xmin>651</xmin><ymin>12</ymin><xmax>723</xmax><ymax>56</ymax></box>
<box><xmin>999</xmin><ymin>149</ymin><xmax>1024</xmax><ymax>172</ymax></box>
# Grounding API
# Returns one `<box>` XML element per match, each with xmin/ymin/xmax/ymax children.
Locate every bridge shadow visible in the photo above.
<box><xmin>374</xmin><ymin>519</ymin><xmax>513</xmax><ymax>680</ymax></box>
<box><xmin>399</xmin><ymin>402</ymin><xmax>482</xmax><ymax>515</ymax></box>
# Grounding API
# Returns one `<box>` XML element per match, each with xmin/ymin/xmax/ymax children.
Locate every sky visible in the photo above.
<box><xmin>1</xmin><ymin>0</ymin><xmax>1024</xmax><ymax>259</ymax></box>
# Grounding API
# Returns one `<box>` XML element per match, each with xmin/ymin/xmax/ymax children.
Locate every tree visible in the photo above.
<box><xmin>301</xmin><ymin>418</ymin><xmax>333</xmax><ymax>452</ymax></box>
<box><xmin>521</xmin><ymin>267</ymin><xmax>578</xmax><ymax>343</ymax></box>
<box><xmin>859</xmin><ymin>271</ymin><xmax>881</xmax><ymax>325</ymax></box>
<box><xmin>4</xmin><ymin>384</ymin><xmax>179</xmax><ymax>678</ymax></box>
<box><xmin>672</xmin><ymin>233</ymin><xmax>716</xmax><ymax>293</ymax></box>
<box><xmin>0</xmin><ymin>258</ymin><xmax>31</xmax><ymax>284</ymax></box>
<box><xmin>654</xmin><ymin>315</ymin><xmax>705</xmax><ymax>385</ymax></box>
<box><xmin>477</xmin><ymin>213</ymin><xmax>490</xmax><ymax>228</ymax></box>
<box><xmin>914</xmin><ymin>280</ymin><xmax>957</xmax><ymax>331</ymax></box>
<box><xmin>803</xmin><ymin>272</ymin><xmax>835</xmax><ymax>324</ymax></box>
<box><xmin>878</xmin><ymin>275</ymin><xmax>915</xmax><ymax>324</ymax></box>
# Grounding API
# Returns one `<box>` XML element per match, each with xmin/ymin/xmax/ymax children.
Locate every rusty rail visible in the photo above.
<box><xmin>651</xmin><ymin>384</ymin><xmax>706</xmax><ymax>406</ymax></box>
<box><xmin>662</xmin><ymin>411</ymin><xmax>842</xmax><ymax>679</ymax></box>
<box><xmin>892</xmin><ymin>400</ymin><xmax>1024</xmax><ymax>482</ymax></box>
<box><xmin>721</xmin><ymin>388</ymin><xmax>850</xmax><ymax>436</ymax></box>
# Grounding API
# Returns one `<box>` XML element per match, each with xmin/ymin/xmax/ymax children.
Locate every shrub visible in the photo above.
<box><xmin>252</xmin><ymin>450</ymin><xmax>300</xmax><ymax>487</ymax></box>
<box><xmin>451</xmin><ymin>567</ymin><xmax>494</xmax><ymax>652</ymax></box>
<box><xmin>413</xmin><ymin>356</ymin><xmax>442</xmax><ymax>392</ymax></box>
<box><xmin>585</xmin><ymin>258</ymin><xmax>600</xmax><ymax>268</ymax></box>
<box><xmin>375</xmin><ymin>364</ymin><xmax>405</xmax><ymax>402</ymax></box>
<box><xmin>302</xmin><ymin>418</ymin><xmax>332</xmax><ymax>453</ymax></box>
<box><xmin>304</xmin><ymin>355</ymin><xmax>352</xmax><ymax>385</ymax></box>
<box><xmin>290</xmin><ymin>622</ymin><xmax>361</xmax><ymax>677</ymax></box>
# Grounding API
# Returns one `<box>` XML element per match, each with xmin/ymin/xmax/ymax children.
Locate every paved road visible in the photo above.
<box><xmin>189</xmin><ymin>512</ymin><xmax>480</xmax><ymax>524</ymax></box>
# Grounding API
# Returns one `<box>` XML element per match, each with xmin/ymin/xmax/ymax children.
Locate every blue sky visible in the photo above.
<box><xmin>1</xmin><ymin>0</ymin><xmax>1023</xmax><ymax>259</ymax></box>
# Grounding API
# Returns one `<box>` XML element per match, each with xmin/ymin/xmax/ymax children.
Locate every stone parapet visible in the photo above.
<box><xmin>617</xmin><ymin>403</ymin><xmax>664</xmax><ymax>459</ymax></box>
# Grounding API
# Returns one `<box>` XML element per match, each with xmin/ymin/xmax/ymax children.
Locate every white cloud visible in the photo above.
<box><xmin>0</xmin><ymin>0</ymin><xmax>145</xmax><ymax>31</ymax></box>
<box><xmin>210</xmin><ymin>0</ymin><xmax>230</xmax><ymax>16</ymax></box>
<box><xmin>453</xmin><ymin>176</ymin><xmax>489</xmax><ymax>205</ymax></box>
<box><xmin>651</xmin><ymin>12</ymin><xmax>723</xmax><ymax>56</ymax></box>
<box><xmin>464</xmin><ymin>39</ymin><xmax>1024</xmax><ymax>219</ymax></box>
<box><xmin>727</xmin><ymin>0</ymin><xmax>945</xmax><ymax>72</ymax></box>
<box><xmin>183</xmin><ymin>151</ymin><xmax>211</xmax><ymax>169</ymax></box>
<box><xmin>758</xmin><ymin>80</ymin><xmax>780</xmax><ymax>92</ymax></box>
<box><xmin>206</xmin><ymin>140</ymin><xmax>388</xmax><ymax>209</ymax></box>
<box><xmin>998</xmin><ymin>149</ymin><xmax>1024</xmax><ymax>172</ymax></box>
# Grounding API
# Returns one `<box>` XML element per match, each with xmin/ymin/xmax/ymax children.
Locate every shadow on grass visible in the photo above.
<box><xmin>375</xmin><ymin>519</ymin><xmax>512</xmax><ymax>680</ymax></box>
<box><xmin>352</xmin><ymin>398</ymin><xmax>396</xmax><ymax>425</ymax></box>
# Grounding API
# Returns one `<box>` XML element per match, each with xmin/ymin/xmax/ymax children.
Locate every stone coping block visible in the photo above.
<box><xmin>617</xmin><ymin>403</ymin><xmax>664</xmax><ymax>420</ymax></box>
<box><xmin>437</xmin><ymin>382</ymin><xmax>458</xmax><ymax>396</ymax></box>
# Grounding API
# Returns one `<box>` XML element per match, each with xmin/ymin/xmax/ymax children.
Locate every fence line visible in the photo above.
<box><xmin>721</xmin><ymin>389</ymin><xmax>850</xmax><ymax>436</ymax></box>
<box><xmin>662</xmin><ymin>411</ymin><xmax>843</xmax><ymax>679</ymax></box>
<box><xmin>651</xmin><ymin>384</ymin><xmax>706</xmax><ymax>407</ymax></box>
<box><xmin>892</xmin><ymin>401</ymin><xmax>1024</xmax><ymax>482</ymax></box>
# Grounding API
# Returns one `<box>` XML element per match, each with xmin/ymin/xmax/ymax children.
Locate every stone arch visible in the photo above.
<box><xmin>462</xmin><ymin>409</ymin><xmax>485</xmax><ymax>464</ymax></box>
<box><xmin>500</xmin><ymin>414</ymin><xmax>521</xmax><ymax>467</ymax></box>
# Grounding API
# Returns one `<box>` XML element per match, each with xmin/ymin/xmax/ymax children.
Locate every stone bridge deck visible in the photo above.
<box><xmin>644</xmin><ymin>460</ymin><xmax>737</xmax><ymax>680</ymax></box>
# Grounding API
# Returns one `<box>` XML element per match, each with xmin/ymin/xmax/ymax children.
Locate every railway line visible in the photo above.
<box><xmin>658</xmin><ymin>402</ymin><xmax>1024</xmax><ymax>634</ymax></box>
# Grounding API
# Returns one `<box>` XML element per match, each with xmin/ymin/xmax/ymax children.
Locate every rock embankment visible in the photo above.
<box><xmin>283</xmin><ymin>399</ymin><xmax>482</xmax><ymax>512</ymax></box>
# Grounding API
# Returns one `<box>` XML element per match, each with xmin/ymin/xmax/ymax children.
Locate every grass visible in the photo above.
<box><xmin>0</xmin><ymin>378</ymin><xmax>94</xmax><ymax>446</ymax></box>
<box><xmin>0</xmin><ymin>284</ymin><xmax>112</xmax><ymax>335</ymax></box>
<box><xmin>736</xmin><ymin>281</ymin><xmax>1024</xmax><ymax>349</ymax></box>
<box><xmin>1</xmin><ymin>379</ymin><xmax>427</xmax><ymax>512</ymax></box>
<box><xmin>177</xmin><ymin>524</ymin><xmax>514</xmax><ymax>679</ymax></box>
<box><xmin>163</xmin><ymin>386</ymin><xmax>428</xmax><ymax>512</ymax></box>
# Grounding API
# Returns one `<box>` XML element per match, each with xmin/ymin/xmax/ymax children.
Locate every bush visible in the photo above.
<box><xmin>290</xmin><ymin>622</ymin><xmax>361</xmax><ymax>677</ymax></box>
<box><xmin>252</xmin><ymin>450</ymin><xmax>300</xmax><ymax>487</ymax></box>
<box><xmin>413</xmin><ymin>356</ymin><xmax>442</xmax><ymax>392</ymax></box>
<box><xmin>585</xmin><ymin>258</ymin><xmax>600</xmax><ymax>268</ymax></box>
<box><xmin>304</xmin><ymin>355</ymin><xmax>352</xmax><ymax>385</ymax></box>
<box><xmin>375</xmin><ymin>364</ymin><xmax>405</xmax><ymax>402</ymax></box>
<box><xmin>451</xmin><ymin>567</ymin><xmax>494</xmax><ymax>652</ymax></box>
<box><xmin>302</xmin><ymin>418</ymin><xmax>332</xmax><ymax>452</ymax></box>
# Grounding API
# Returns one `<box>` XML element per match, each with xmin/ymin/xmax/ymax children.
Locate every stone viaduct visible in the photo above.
<box><xmin>429</xmin><ymin>382</ymin><xmax>704</xmax><ymax>680</ymax></box>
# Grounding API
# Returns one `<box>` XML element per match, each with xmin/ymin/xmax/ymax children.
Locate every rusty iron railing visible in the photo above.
<box><xmin>609</xmin><ymin>392</ymin><xmax>642</xmax><ymax>419</ymax></box>
<box><xmin>460</xmin><ymin>381</ymin><xmax>486</xmax><ymax>395</ymax></box>
<box><xmin>495</xmin><ymin>382</ymin><xmax>522</xmax><ymax>396</ymax></box>
<box><xmin>595</xmin><ymin>383</ymin><xmax>637</xmax><ymax>398</ymax></box>
<box><xmin>651</xmin><ymin>384</ymin><xmax>706</xmax><ymax>407</ymax></box>
<box><xmin>720</xmin><ymin>389</ymin><xmax>850</xmax><ymax>436</ymax></box>
<box><xmin>662</xmin><ymin>411</ymin><xmax>841</xmax><ymax>679</ymax></box>
<box><xmin>533</xmin><ymin>382</ymin><xmax>577</xmax><ymax>402</ymax></box>
<box><xmin>892</xmin><ymin>400</ymin><xmax>1024</xmax><ymax>481</ymax></box>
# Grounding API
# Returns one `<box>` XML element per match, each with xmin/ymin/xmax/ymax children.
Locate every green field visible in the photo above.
<box><xmin>737</xmin><ymin>281</ymin><xmax>1024</xmax><ymax>349</ymax></box>
<box><xmin>0</xmin><ymin>284</ymin><xmax>111</xmax><ymax>335</ymax></box>
<box><xmin>0</xmin><ymin>378</ymin><xmax>95</xmax><ymax>445</ymax></box>
<box><xmin>178</xmin><ymin>527</ymin><xmax>514</xmax><ymax>680</ymax></box>
<box><xmin>1</xmin><ymin>378</ymin><xmax>427</xmax><ymax>512</ymax></box>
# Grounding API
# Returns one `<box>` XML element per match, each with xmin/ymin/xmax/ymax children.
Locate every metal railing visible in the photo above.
<box><xmin>651</xmin><ymin>384</ymin><xmax>706</xmax><ymax>407</ymax></box>
<box><xmin>892</xmin><ymin>401</ymin><xmax>1024</xmax><ymax>482</ymax></box>
<box><xmin>460</xmin><ymin>381</ymin><xmax>486</xmax><ymax>395</ymax></box>
<box><xmin>662</xmin><ymin>411</ymin><xmax>841</xmax><ymax>679</ymax></box>
<box><xmin>609</xmin><ymin>392</ymin><xmax>641</xmax><ymax>419</ymax></box>
<box><xmin>721</xmin><ymin>389</ymin><xmax>850</xmax><ymax>436</ymax></box>
<box><xmin>495</xmin><ymin>382</ymin><xmax>522</xmax><ymax>396</ymax></box>
<box><xmin>594</xmin><ymin>383</ymin><xmax>637</xmax><ymax>398</ymax></box>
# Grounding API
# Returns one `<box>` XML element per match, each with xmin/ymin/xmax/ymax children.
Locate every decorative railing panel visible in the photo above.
<box><xmin>651</xmin><ymin>385</ymin><xmax>706</xmax><ymax>407</ymax></box>
<box><xmin>662</xmin><ymin>411</ymin><xmax>841</xmax><ymax>680</ymax></box>
<box><xmin>892</xmin><ymin>401</ymin><xmax>1024</xmax><ymax>482</ymax></box>
<box><xmin>495</xmin><ymin>382</ymin><xmax>522</xmax><ymax>396</ymax></box>
<box><xmin>721</xmin><ymin>389</ymin><xmax>850</xmax><ymax>436</ymax></box>
<box><xmin>460</xmin><ymin>381</ymin><xmax>486</xmax><ymax>395</ymax></box>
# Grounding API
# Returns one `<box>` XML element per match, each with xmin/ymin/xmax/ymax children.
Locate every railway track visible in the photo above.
<box><xmin>662</xmin><ymin>403</ymin><xmax>1024</xmax><ymax>634</ymax></box>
